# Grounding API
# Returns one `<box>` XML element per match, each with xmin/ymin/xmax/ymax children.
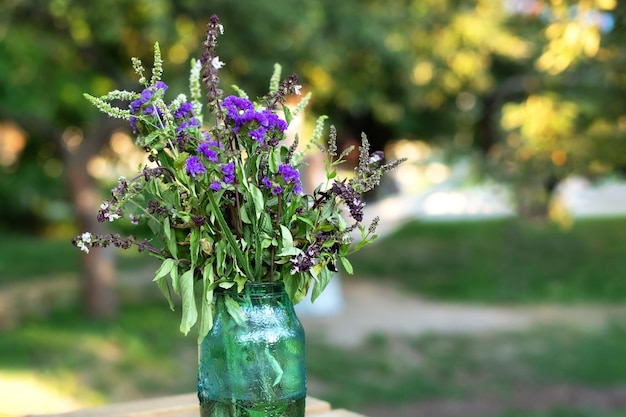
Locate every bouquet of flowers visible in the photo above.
<box><xmin>73</xmin><ymin>15</ymin><xmax>403</xmax><ymax>338</ymax></box>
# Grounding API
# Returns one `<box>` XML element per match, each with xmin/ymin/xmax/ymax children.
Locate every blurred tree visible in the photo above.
<box><xmin>478</xmin><ymin>0</ymin><xmax>626</xmax><ymax>218</ymax></box>
<box><xmin>1</xmin><ymin>0</ymin><xmax>625</xmax><ymax>319</ymax></box>
<box><xmin>0</xmin><ymin>0</ymin><xmax>196</xmax><ymax>318</ymax></box>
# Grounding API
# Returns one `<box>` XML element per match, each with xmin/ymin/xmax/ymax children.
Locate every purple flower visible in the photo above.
<box><xmin>210</xmin><ymin>181</ymin><xmax>222</xmax><ymax>191</ymax></box>
<box><xmin>278</xmin><ymin>164</ymin><xmax>302</xmax><ymax>193</ymax></box>
<box><xmin>261</xmin><ymin>176</ymin><xmax>272</xmax><ymax>189</ymax></box>
<box><xmin>290</xmin><ymin>249</ymin><xmax>315</xmax><ymax>274</ymax></box>
<box><xmin>223</xmin><ymin>96</ymin><xmax>254</xmax><ymax>121</ymax></box>
<box><xmin>262</xmin><ymin>110</ymin><xmax>287</xmax><ymax>133</ymax></box>
<box><xmin>197</xmin><ymin>142</ymin><xmax>219</xmax><ymax>163</ymax></box>
<box><xmin>186</xmin><ymin>156</ymin><xmax>206</xmax><ymax>177</ymax></box>
<box><xmin>154</xmin><ymin>81</ymin><xmax>168</xmax><ymax>91</ymax></box>
<box><xmin>249</xmin><ymin>127</ymin><xmax>266</xmax><ymax>143</ymax></box>
<box><xmin>278</xmin><ymin>164</ymin><xmax>298</xmax><ymax>182</ymax></box>
<box><xmin>173</xmin><ymin>102</ymin><xmax>194</xmax><ymax>120</ymax></box>
<box><xmin>176</xmin><ymin>118</ymin><xmax>200</xmax><ymax>134</ymax></box>
<box><xmin>129</xmin><ymin>82</ymin><xmax>169</xmax><ymax>132</ymax></box>
<box><xmin>271</xmin><ymin>185</ymin><xmax>283</xmax><ymax>195</ymax></box>
<box><xmin>130</xmin><ymin>82</ymin><xmax>168</xmax><ymax>114</ymax></box>
<box><xmin>331</xmin><ymin>180</ymin><xmax>365</xmax><ymax>222</ymax></box>
<box><xmin>221</xmin><ymin>162</ymin><xmax>235</xmax><ymax>184</ymax></box>
<box><xmin>129</xmin><ymin>116</ymin><xmax>138</xmax><ymax>132</ymax></box>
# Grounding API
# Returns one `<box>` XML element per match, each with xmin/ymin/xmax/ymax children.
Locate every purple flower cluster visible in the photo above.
<box><xmin>221</xmin><ymin>162</ymin><xmax>235</xmax><ymax>184</ymax></box>
<box><xmin>331</xmin><ymin>180</ymin><xmax>365</xmax><ymax>222</ymax></box>
<box><xmin>171</xmin><ymin>101</ymin><xmax>201</xmax><ymax>151</ymax></box>
<box><xmin>290</xmin><ymin>232</ymin><xmax>338</xmax><ymax>274</ymax></box>
<box><xmin>186</xmin><ymin>156</ymin><xmax>206</xmax><ymax>178</ymax></box>
<box><xmin>197</xmin><ymin>139</ymin><xmax>220</xmax><ymax>163</ymax></box>
<box><xmin>222</xmin><ymin>95</ymin><xmax>288</xmax><ymax>145</ymax></box>
<box><xmin>173</xmin><ymin>102</ymin><xmax>194</xmax><ymax>120</ymax></box>
<box><xmin>277</xmin><ymin>163</ymin><xmax>303</xmax><ymax>194</ymax></box>
<box><xmin>184</xmin><ymin>141</ymin><xmax>235</xmax><ymax>190</ymax></box>
<box><xmin>129</xmin><ymin>81</ymin><xmax>168</xmax><ymax>133</ymax></box>
<box><xmin>261</xmin><ymin>163</ymin><xmax>303</xmax><ymax>196</ymax></box>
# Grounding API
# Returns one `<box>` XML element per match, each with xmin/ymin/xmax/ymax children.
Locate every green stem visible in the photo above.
<box><xmin>206</xmin><ymin>190</ymin><xmax>253</xmax><ymax>278</ymax></box>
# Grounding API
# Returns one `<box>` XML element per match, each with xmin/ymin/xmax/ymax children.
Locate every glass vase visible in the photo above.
<box><xmin>197</xmin><ymin>282</ymin><xmax>306</xmax><ymax>417</ymax></box>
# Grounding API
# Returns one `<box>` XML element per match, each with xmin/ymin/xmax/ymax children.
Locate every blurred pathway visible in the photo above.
<box><xmin>0</xmin><ymin>373</ymin><xmax>89</xmax><ymax>417</ymax></box>
<box><xmin>300</xmin><ymin>279</ymin><xmax>626</xmax><ymax>347</ymax></box>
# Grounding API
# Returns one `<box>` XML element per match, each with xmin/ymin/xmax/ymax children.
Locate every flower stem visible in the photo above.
<box><xmin>206</xmin><ymin>190</ymin><xmax>252</xmax><ymax>278</ymax></box>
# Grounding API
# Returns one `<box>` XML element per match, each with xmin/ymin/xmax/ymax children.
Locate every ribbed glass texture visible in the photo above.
<box><xmin>198</xmin><ymin>282</ymin><xmax>306</xmax><ymax>417</ymax></box>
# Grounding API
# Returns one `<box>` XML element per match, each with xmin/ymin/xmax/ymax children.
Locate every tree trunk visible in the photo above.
<box><xmin>66</xmin><ymin>159</ymin><xmax>117</xmax><ymax>319</ymax></box>
<box><xmin>513</xmin><ymin>175</ymin><xmax>559</xmax><ymax>221</ymax></box>
<box><xmin>61</xmin><ymin>118</ymin><xmax>127</xmax><ymax>319</ymax></box>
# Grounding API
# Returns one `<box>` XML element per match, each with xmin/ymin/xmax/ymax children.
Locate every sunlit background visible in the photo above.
<box><xmin>2</xmin><ymin>0</ymin><xmax>626</xmax><ymax>416</ymax></box>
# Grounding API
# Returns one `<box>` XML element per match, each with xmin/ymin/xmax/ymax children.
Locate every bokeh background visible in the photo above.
<box><xmin>2</xmin><ymin>1</ymin><xmax>626</xmax><ymax>416</ymax></box>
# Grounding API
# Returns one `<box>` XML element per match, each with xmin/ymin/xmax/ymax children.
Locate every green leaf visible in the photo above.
<box><xmin>277</xmin><ymin>246</ymin><xmax>301</xmax><ymax>257</ymax></box>
<box><xmin>198</xmin><ymin>265</ymin><xmax>215</xmax><ymax>343</ymax></box>
<box><xmin>224</xmin><ymin>295</ymin><xmax>247</xmax><ymax>327</ymax></box>
<box><xmin>218</xmin><ymin>281</ymin><xmax>236</xmax><ymax>290</ymax></box>
<box><xmin>190</xmin><ymin>229</ymin><xmax>200</xmax><ymax>267</ymax></box>
<box><xmin>164</xmin><ymin>218</ymin><xmax>178</xmax><ymax>258</ymax></box>
<box><xmin>296</xmin><ymin>215</ymin><xmax>315</xmax><ymax>228</ymax></box>
<box><xmin>269</xmin><ymin>147</ymin><xmax>280</xmax><ymax>173</ymax></box>
<box><xmin>284</xmin><ymin>273</ymin><xmax>308</xmax><ymax>304</ymax></box>
<box><xmin>250</xmin><ymin>185</ymin><xmax>264</xmax><ymax>220</ymax></box>
<box><xmin>179</xmin><ymin>269</ymin><xmax>198</xmax><ymax>335</ymax></box>
<box><xmin>339</xmin><ymin>256</ymin><xmax>354</xmax><ymax>275</ymax></box>
<box><xmin>234</xmin><ymin>275</ymin><xmax>247</xmax><ymax>292</ymax></box>
<box><xmin>153</xmin><ymin>259</ymin><xmax>176</xmax><ymax>310</ymax></box>
<box><xmin>266</xmin><ymin>347</ymin><xmax>284</xmax><ymax>386</ymax></box>
<box><xmin>240</xmin><ymin>205</ymin><xmax>252</xmax><ymax>224</ymax></box>
<box><xmin>311</xmin><ymin>267</ymin><xmax>333</xmax><ymax>302</ymax></box>
<box><xmin>280</xmin><ymin>225</ymin><xmax>293</xmax><ymax>248</ymax></box>
<box><xmin>282</xmin><ymin>104</ymin><xmax>293</xmax><ymax>125</ymax></box>
<box><xmin>170</xmin><ymin>267</ymin><xmax>180</xmax><ymax>295</ymax></box>
<box><xmin>153</xmin><ymin>258</ymin><xmax>176</xmax><ymax>281</ymax></box>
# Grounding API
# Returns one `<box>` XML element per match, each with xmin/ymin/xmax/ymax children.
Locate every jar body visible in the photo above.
<box><xmin>198</xmin><ymin>282</ymin><xmax>306</xmax><ymax>417</ymax></box>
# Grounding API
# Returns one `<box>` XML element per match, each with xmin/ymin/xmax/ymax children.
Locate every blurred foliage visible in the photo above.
<box><xmin>2</xmin><ymin>300</ymin><xmax>626</xmax><ymax>415</ymax></box>
<box><xmin>350</xmin><ymin>217</ymin><xmax>626</xmax><ymax>302</ymax></box>
<box><xmin>1</xmin><ymin>0</ymin><xmax>626</xmax><ymax>230</ymax></box>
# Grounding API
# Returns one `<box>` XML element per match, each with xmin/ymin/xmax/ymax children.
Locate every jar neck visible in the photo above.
<box><xmin>219</xmin><ymin>281</ymin><xmax>287</xmax><ymax>299</ymax></box>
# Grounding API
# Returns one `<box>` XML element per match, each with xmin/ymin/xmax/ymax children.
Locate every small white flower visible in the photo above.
<box><xmin>81</xmin><ymin>232</ymin><xmax>92</xmax><ymax>243</ymax></box>
<box><xmin>211</xmin><ymin>56</ymin><xmax>225</xmax><ymax>70</ymax></box>
<box><xmin>101</xmin><ymin>202</ymin><xmax>109</xmax><ymax>210</ymax></box>
<box><xmin>109</xmin><ymin>213</ymin><xmax>121</xmax><ymax>222</ymax></box>
<box><xmin>218</xmin><ymin>24</ymin><xmax>224</xmax><ymax>35</ymax></box>
<box><xmin>77</xmin><ymin>241</ymin><xmax>90</xmax><ymax>254</ymax></box>
<box><xmin>294</xmin><ymin>85</ymin><xmax>302</xmax><ymax>95</ymax></box>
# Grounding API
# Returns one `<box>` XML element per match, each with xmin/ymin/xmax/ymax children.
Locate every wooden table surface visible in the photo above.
<box><xmin>39</xmin><ymin>394</ymin><xmax>366</xmax><ymax>417</ymax></box>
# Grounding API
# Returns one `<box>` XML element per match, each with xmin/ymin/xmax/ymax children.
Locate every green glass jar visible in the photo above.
<box><xmin>198</xmin><ymin>282</ymin><xmax>306</xmax><ymax>417</ymax></box>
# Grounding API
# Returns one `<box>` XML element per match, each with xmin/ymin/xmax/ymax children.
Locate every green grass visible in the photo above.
<box><xmin>483</xmin><ymin>412</ymin><xmax>626</xmax><ymax>417</ymax></box>
<box><xmin>0</xmin><ymin>302</ymin><xmax>197</xmax><ymax>402</ymax></box>
<box><xmin>308</xmin><ymin>319</ymin><xmax>626</xmax><ymax>414</ymax></box>
<box><xmin>350</xmin><ymin>217</ymin><xmax>626</xmax><ymax>302</ymax></box>
<box><xmin>0</xmin><ymin>234</ymin><xmax>81</xmax><ymax>280</ymax></box>
<box><xmin>0</xmin><ymin>233</ymin><xmax>156</xmax><ymax>284</ymax></box>
<box><xmin>3</xmin><ymin>304</ymin><xmax>626</xmax><ymax>414</ymax></box>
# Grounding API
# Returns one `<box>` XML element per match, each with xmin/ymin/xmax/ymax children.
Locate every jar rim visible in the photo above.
<box><xmin>217</xmin><ymin>281</ymin><xmax>286</xmax><ymax>296</ymax></box>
